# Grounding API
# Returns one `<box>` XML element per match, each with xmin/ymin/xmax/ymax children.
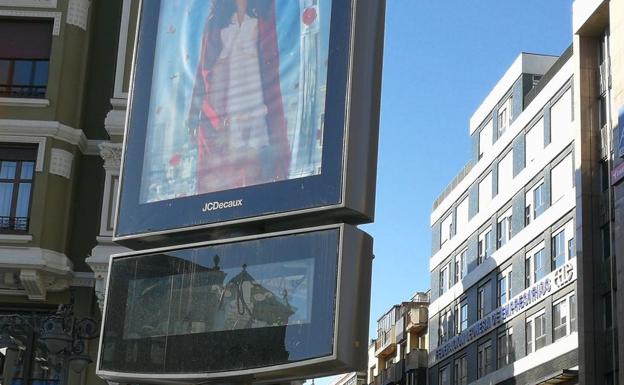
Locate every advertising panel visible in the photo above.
<box><xmin>114</xmin><ymin>0</ymin><xmax>385</xmax><ymax>246</ymax></box>
<box><xmin>97</xmin><ymin>224</ymin><xmax>373</xmax><ymax>384</ymax></box>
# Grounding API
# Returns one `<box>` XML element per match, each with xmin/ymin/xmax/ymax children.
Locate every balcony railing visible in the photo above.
<box><xmin>0</xmin><ymin>59</ymin><xmax>49</xmax><ymax>99</ymax></box>
<box><xmin>411</xmin><ymin>292</ymin><xmax>430</xmax><ymax>303</ymax></box>
<box><xmin>405</xmin><ymin>349</ymin><xmax>428</xmax><ymax>371</ymax></box>
<box><xmin>406</xmin><ymin>308</ymin><xmax>428</xmax><ymax>332</ymax></box>
<box><xmin>0</xmin><ymin>216</ymin><xmax>29</xmax><ymax>232</ymax></box>
<box><xmin>375</xmin><ymin>325</ymin><xmax>396</xmax><ymax>356</ymax></box>
<box><xmin>0</xmin><ymin>84</ymin><xmax>47</xmax><ymax>98</ymax></box>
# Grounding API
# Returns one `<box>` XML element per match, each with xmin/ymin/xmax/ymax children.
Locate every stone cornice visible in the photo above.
<box><xmin>0</xmin><ymin>119</ymin><xmax>89</xmax><ymax>152</ymax></box>
<box><xmin>104</xmin><ymin>98</ymin><xmax>128</xmax><ymax>138</ymax></box>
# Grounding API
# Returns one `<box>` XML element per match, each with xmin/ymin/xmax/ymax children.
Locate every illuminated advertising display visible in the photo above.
<box><xmin>114</xmin><ymin>0</ymin><xmax>385</xmax><ymax>246</ymax></box>
<box><xmin>97</xmin><ymin>224</ymin><xmax>373</xmax><ymax>383</ymax></box>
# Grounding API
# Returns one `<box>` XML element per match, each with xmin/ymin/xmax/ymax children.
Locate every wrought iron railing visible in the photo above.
<box><xmin>0</xmin><ymin>216</ymin><xmax>29</xmax><ymax>232</ymax></box>
<box><xmin>0</xmin><ymin>59</ymin><xmax>48</xmax><ymax>99</ymax></box>
<box><xmin>0</xmin><ymin>84</ymin><xmax>47</xmax><ymax>98</ymax></box>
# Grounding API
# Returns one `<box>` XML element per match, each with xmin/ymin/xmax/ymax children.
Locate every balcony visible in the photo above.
<box><xmin>404</xmin><ymin>349</ymin><xmax>428</xmax><ymax>371</ymax></box>
<box><xmin>411</xmin><ymin>292</ymin><xmax>430</xmax><ymax>303</ymax></box>
<box><xmin>375</xmin><ymin>325</ymin><xmax>396</xmax><ymax>357</ymax></box>
<box><xmin>377</xmin><ymin>362</ymin><xmax>403</xmax><ymax>385</ymax></box>
<box><xmin>406</xmin><ymin>307</ymin><xmax>428</xmax><ymax>333</ymax></box>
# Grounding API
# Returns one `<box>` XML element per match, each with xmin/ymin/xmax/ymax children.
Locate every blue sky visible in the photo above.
<box><xmin>315</xmin><ymin>0</ymin><xmax>573</xmax><ymax>383</ymax></box>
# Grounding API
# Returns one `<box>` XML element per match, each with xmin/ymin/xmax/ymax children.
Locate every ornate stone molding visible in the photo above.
<box><xmin>99</xmin><ymin>142</ymin><xmax>123</xmax><ymax>171</ymax></box>
<box><xmin>19</xmin><ymin>270</ymin><xmax>46</xmax><ymax>301</ymax></box>
<box><xmin>67</xmin><ymin>0</ymin><xmax>90</xmax><ymax>31</ymax></box>
<box><xmin>104</xmin><ymin>99</ymin><xmax>128</xmax><ymax>138</ymax></box>
<box><xmin>87</xmin><ymin>239</ymin><xmax>131</xmax><ymax>310</ymax></box>
<box><xmin>0</xmin><ymin>10</ymin><xmax>62</xmax><ymax>35</ymax></box>
<box><xmin>49</xmin><ymin>148</ymin><xmax>74</xmax><ymax>179</ymax></box>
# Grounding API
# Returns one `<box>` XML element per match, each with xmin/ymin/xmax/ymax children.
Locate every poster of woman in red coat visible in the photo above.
<box><xmin>139</xmin><ymin>0</ymin><xmax>331</xmax><ymax>203</ymax></box>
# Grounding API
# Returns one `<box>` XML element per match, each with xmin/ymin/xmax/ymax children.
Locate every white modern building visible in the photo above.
<box><xmin>427</xmin><ymin>49</ymin><xmax>579</xmax><ymax>385</ymax></box>
<box><xmin>427</xmin><ymin>0</ymin><xmax>624</xmax><ymax>383</ymax></box>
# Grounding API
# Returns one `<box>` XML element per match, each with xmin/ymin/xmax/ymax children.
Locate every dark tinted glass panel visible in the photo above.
<box><xmin>0</xmin><ymin>60</ymin><xmax>9</xmax><ymax>84</ymax></box>
<box><xmin>33</xmin><ymin>61</ymin><xmax>48</xmax><ymax>86</ymax></box>
<box><xmin>12</xmin><ymin>60</ymin><xmax>32</xmax><ymax>86</ymax></box>
<box><xmin>100</xmin><ymin>228</ymin><xmax>339</xmax><ymax>374</ymax></box>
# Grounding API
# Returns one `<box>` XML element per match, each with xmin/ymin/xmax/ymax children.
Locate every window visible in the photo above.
<box><xmin>497</xmin><ymin>327</ymin><xmax>514</xmax><ymax>368</ymax></box>
<box><xmin>498</xmin><ymin>266</ymin><xmax>512</xmax><ymax>306</ymax></box>
<box><xmin>600</xmin><ymin>161</ymin><xmax>610</xmax><ymax>192</ymax></box>
<box><xmin>0</xmin><ymin>144</ymin><xmax>37</xmax><ymax>232</ymax></box>
<box><xmin>605</xmin><ymin>293</ymin><xmax>613</xmax><ymax>329</ymax></box>
<box><xmin>496</xmin><ymin>208</ymin><xmax>513</xmax><ymax>248</ymax></box>
<box><xmin>557</xmin><ymin>293</ymin><xmax>577</xmax><ymax>337</ymax></box>
<box><xmin>525</xmin><ymin>179</ymin><xmax>546</xmax><ymax>225</ymax></box>
<box><xmin>570</xmin><ymin>294</ymin><xmax>577</xmax><ymax>333</ymax></box>
<box><xmin>553</xmin><ymin>293</ymin><xmax>576</xmax><ymax>341</ymax></box>
<box><xmin>526</xmin><ymin>244</ymin><xmax>546</xmax><ymax>287</ymax></box>
<box><xmin>453</xmin><ymin>356</ymin><xmax>467</xmax><ymax>385</ymax></box>
<box><xmin>440</xmin><ymin>364</ymin><xmax>451</xmax><ymax>385</ymax></box>
<box><xmin>0</xmin><ymin>310</ymin><xmax>64</xmax><ymax>385</ymax></box>
<box><xmin>440</xmin><ymin>263</ymin><xmax>451</xmax><ymax>296</ymax></box>
<box><xmin>478</xmin><ymin>281</ymin><xmax>492</xmax><ymax>319</ymax></box>
<box><xmin>478</xmin><ymin>227</ymin><xmax>492</xmax><ymax>264</ymax></box>
<box><xmin>478</xmin><ymin>172</ymin><xmax>493</xmax><ymax>213</ymax></box>
<box><xmin>602</xmin><ymin>225</ymin><xmax>611</xmax><ymax>259</ymax></box>
<box><xmin>533</xmin><ymin>247</ymin><xmax>546</xmax><ymax>283</ymax></box>
<box><xmin>551</xmin><ymin>154</ymin><xmax>573</xmax><ymax>204</ymax></box>
<box><xmin>456</xmin><ymin>197</ymin><xmax>469</xmax><ymax>236</ymax></box>
<box><xmin>455</xmin><ymin>301</ymin><xmax>468</xmax><ymax>334</ymax></box>
<box><xmin>455</xmin><ymin>249</ymin><xmax>468</xmax><ymax>283</ymax></box>
<box><xmin>439</xmin><ymin>306</ymin><xmax>453</xmax><ymax>344</ymax></box>
<box><xmin>479</xmin><ymin>119</ymin><xmax>493</xmax><ymax>159</ymax></box>
<box><xmin>552</xmin><ymin>221</ymin><xmax>574</xmax><ymax>269</ymax></box>
<box><xmin>441</xmin><ymin>215</ymin><xmax>453</xmax><ymax>246</ymax></box>
<box><xmin>497</xmin><ymin>151</ymin><xmax>514</xmax><ymax>197</ymax></box>
<box><xmin>550</xmin><ymin>89</ymin><xmax>573</xmax><ymax>143</ymax></box>
<box><xmin>525</xmin><ymin>118</ymin><xmax>544</xmax><ymax>165</ymax></box>
<box><xmin>477</xmin><ymin>339</ymin><xmax>493</xmax><ymax>378</ymax></box>
<box><xmin>497</xmin><ymin>98</ymin><xmax>511</xmax><ymax>138</ymax></box>
<box><xmin>526</xmin><ymin>311</ymin><xmax>546</xmax><ymax>354</ymax></box>
<box><xmin>0</xmin><ymin>19</ymin><xmax>53</xmax><ymax>98</ymax></box>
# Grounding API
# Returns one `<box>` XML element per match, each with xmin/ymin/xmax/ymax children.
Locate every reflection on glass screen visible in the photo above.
<box><xmin>123</xmin><ymin>258</ymin><xmax>314</xmax><ymax>339</ymax></box>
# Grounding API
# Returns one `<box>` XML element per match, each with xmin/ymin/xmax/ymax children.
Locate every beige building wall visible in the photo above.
<box><xmin>611</xmin><ymin>0</ymin><xmax>624</xmax><ymax>109</ymax></box>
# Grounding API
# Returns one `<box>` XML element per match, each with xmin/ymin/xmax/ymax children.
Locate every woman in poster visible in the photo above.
<box><xmin>187</xmin><ymin>0</ymin><xmax>291</xmax><ymax>194</ymax></box>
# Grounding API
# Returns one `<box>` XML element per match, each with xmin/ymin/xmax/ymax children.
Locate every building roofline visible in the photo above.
<box><xmin>469</xmin><ymin>52</ymin><xmax>559</xmax><ymax>135</ymax></box>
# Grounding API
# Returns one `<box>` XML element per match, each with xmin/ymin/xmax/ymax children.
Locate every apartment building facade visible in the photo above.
<box><xmin>428</xmin><ymin>49</ymin><xmax>578</xmax><ymax>385</ymax></box>
<box><xmin>428</xmin><ymin>1</ymin><xmax>623</xmax><ymax>384</ymax></box>
<box><xmin>0</xmin><ymin>0</ymin><xmax>130</xmax><ymax>384</ymax></box>
<box><xmin>367</xmin><ymin>292</ymin><xmax>429</xmax><ymax>385</ymax></box>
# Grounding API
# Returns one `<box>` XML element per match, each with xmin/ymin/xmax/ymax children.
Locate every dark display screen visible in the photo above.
<box><xmin>99</xmin><ymin>229</ymin><xmax>339</xmax><ymax>374</ymax></box>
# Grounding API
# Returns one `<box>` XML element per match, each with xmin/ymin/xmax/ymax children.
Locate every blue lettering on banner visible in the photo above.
<box><xmin>432</xmin><ymin>260</ymin><xmax>576</xmax><ymax>363</ymax></box>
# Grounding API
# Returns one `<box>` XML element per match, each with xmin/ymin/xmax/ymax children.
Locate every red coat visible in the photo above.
<box><xmin>188</xmin><ymin>3</ymin><xmax>291</xmax><ymax>194</ymax></box>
